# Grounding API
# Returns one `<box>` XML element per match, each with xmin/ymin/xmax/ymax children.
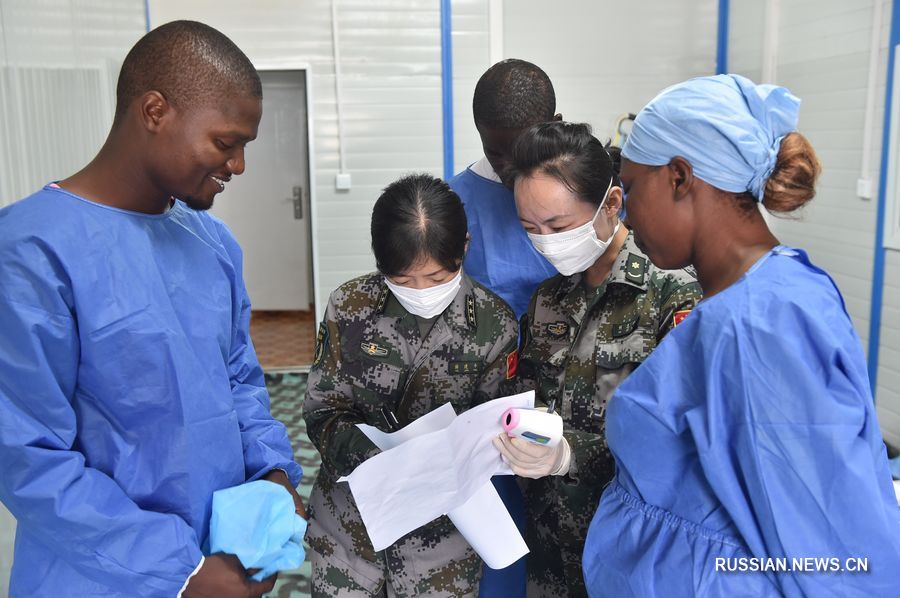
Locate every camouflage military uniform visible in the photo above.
<box><xmin>512</xmin><ymin>232</ymin><xmax>701</xmax><ymax>597</ymax></box>
<box><xmin>304</xmin><ymin>272</ymin><xmax>518</xmax><ymax>598</ymax></box>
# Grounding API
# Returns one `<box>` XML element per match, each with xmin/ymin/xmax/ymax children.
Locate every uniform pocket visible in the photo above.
<box><xmin>350</xmin><ymin>364</ymin><xmax>402</xmax><ymax>428</ymax></box>
<box><xmin>543</xmin><ymin>340</ymin><xmax>572</xmax><ymax>368</ymax></box>
<box><xmin>356</xmin><ymin>358</ymin><xmax>403</xmax><ymax>395</ymax></box>
<box><xmin>528</xmin><ymin>340</ymin><xmax>568</xmax><ymax>400</ymax></box>
<box><xmin>595</xmin><ymin>328</ymin><xmax>655</xmax><ymax>369</ymax></box>
<box><xmin>429</xmin><ymin>372</ymin><xmax>479</xmax><ymax>413</ymax></box>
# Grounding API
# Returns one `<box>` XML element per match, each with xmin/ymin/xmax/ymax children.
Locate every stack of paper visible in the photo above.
<box><xmin>339</xmin><ymin>392</ymin><xmax>535</xmax><ymax>569</ymax></box>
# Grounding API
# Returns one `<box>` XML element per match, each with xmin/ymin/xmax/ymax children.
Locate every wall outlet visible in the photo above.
<box><xmin>857</xmin><ymin>178</ymin><xmax>873</xmax><ymax>200</ymax></box>
<box><xmin>335</xmin><ymin>172</ymin><xmax>352</xmax><ymax>190</ymax></box>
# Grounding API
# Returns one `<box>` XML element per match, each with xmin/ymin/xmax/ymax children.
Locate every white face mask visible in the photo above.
<box><xmin>384</xmin><ymin>269</ymin><xmax>463</xmax><ymax>318</ymax></box>
<box><xmin>527</xmin><ymin>180</ymin><xmax>620</xmax><ymax>276</ymax></box>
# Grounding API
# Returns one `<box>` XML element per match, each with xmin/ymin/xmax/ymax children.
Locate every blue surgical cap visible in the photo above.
<box><xmin>622</xmin><ymin>74</ymin><xmax>800</xmax><ymax>201</ymax></box>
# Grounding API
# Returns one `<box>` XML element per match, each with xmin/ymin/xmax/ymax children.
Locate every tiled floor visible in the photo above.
<box><xmin>266</xmin><ymin>372</ymin><xmax>319</xmax><ymax>597</ymax></box>
<box><xmin>250</xmin><ymin>311</ymin><xmax>317</xmax><ymax>370</ymax></box>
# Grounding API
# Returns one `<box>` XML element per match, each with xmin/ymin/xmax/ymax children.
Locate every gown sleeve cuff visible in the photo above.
<box><xmin>176</xmin><ymin>555</ymin><xmax>205</xmax><ymax>597</ymax></box>
<box><xmin>250</xmin><ymin>462</ymin><xmax>303</xmax><ymax>487</ymax></box>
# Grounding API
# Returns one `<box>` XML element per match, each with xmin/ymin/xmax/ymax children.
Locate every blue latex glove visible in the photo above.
<box><xmin>208</xmin><ymin>480</ymin><xmax>307</xmax><ymax>581</ymax></box>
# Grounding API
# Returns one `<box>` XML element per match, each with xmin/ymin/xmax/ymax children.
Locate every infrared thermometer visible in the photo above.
<box><xmin>501</xmin><ymin>407</ymin><xmax>563</xmax><ymax>447</ymax></box>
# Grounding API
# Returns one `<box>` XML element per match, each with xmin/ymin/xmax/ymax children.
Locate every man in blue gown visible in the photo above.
<box><xmin>449</xmin><ymin>59</ymin><xmax>558</xmax><ymax>320</ymax></box>
<box><xmin>448</xmin><ymin>59</ymin><xmax>559</xmax><ymax>598</ymax></box>
<box><xmin>0</xmin><ymin>21</ymin><xmax>302</xmax><ymax>598</ymax></box>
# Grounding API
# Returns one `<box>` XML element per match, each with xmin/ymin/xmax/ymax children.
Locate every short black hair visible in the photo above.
<box><xmin>114</xmin><ymin>20</ymin><xmax>261</xmax><ymax>125</ymax></box>
<box><xmin>473</xmin><ymin>59</ymin><xmax>556</xmax><ymax>129</ymax></box>
<box><xmin>510</xmin><ymin>121</ymin><xmax>620</xmax><ymax>207</ymax></box>
<box><xmin>371</xmin><ymin>174</ymin><xmax>468</xmax><ymax>277</ymax></box>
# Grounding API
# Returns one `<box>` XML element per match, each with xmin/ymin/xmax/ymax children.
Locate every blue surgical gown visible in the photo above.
<box><xmin>449</xmin><ymin>161</ymin><xmax>557</xmax><ymax>319</ymax></box>
<box><xmin>583</xmin><ymin>246</ymin><xmax>900</xmax><ymax>597</ymax></box>
<box><xmin>0</xmin><ymin>186</ymin><xmax>302</xmax><ymax>597</ymax></box>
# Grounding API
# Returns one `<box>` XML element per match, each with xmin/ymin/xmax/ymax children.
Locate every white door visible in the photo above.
<box><xmin>211</xmin><ymin>69</ymin><xmax>312</xmax><ymax>311</ymax></box>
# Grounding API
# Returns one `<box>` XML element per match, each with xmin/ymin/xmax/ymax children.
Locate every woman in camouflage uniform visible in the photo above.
<box><xmin>304</xmin><ymin>174</ymin><xmax>519</xmax><ymax>597</ymax></box>
<box><xmin>493</xmin><ymin>122</ymin><xmax>702</xmax><ymax>597</ymax></box>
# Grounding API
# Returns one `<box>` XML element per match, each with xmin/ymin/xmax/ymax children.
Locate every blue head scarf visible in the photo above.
<box><xmin>622</xmin><ymin>74</ymin><xmax>800</xmax><ymax>201</ymax></box>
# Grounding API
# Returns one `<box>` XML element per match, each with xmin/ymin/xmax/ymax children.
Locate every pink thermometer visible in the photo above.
<box><xmin>501</xmin><ymin>407</ymin><xmax>563</xmax><ymax>447</ymax></box>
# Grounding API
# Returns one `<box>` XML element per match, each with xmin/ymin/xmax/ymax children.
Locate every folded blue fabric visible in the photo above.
<box><xmin>208</xmin><ymin>480</ymin><xmax>307</xmax><ymax>581</ymax></box>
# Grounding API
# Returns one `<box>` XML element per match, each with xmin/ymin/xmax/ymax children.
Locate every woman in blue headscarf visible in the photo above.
<box><xmin>581</xmin><ymin>75</ymin><xmax>900</xmax><ymax>596</ymax></box>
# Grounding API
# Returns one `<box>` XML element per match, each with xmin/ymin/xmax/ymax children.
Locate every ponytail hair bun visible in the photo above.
<box><xmin>762</xmin><ymin>132</ymin><xmax>820</xmax><ymax>213</ymax></box>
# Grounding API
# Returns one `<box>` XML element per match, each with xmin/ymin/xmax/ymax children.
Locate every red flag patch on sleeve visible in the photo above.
<box><xmin>672</xmin><ymin>309</ymin><xmax>692</xmax><ymax>328</ymax></box>
<box><xmin>506</xmin><ymin>350</ymin><xmax>518</xmax><ymax>379</ymax></box>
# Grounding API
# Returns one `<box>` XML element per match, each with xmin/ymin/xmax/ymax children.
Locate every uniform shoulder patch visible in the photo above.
<box><xmin>313</xmin><ymin>321</ymin><xmax>329</xmax><ymax>368</ymax></box>
<box><xmin>465</xmin><ymin>294</ymin><xmax>477</xmax><ymax>330</ymax></box>
<box><xmin>624</xmin><ymin>253</ymin><xmax>647</xmax><ymax>285</ymax></box>
<box><xmin>506</xmin><ymin>350</ymin><xmax>518</xmax><ymax>379</ymax></box>
<box><xmin>672</xmin><ymin>309</ymin><xmax>691</xmax><ymax>327</ymax></box>
<box><xmin>375</xmin><ymin>287</ymin><xmax>388</xmax><ymax>313</ymax></box>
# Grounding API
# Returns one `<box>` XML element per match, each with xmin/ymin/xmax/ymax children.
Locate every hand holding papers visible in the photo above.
<box><xmin>338</xmin><ymin>391</ymin><xmax>535</xmax><ymax>569</ymax></box>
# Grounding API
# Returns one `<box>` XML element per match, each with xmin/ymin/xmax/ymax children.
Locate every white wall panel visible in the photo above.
<box><xmin>728</xmin><ymin>0</ymin><xmax>765</xmax><ymax>80</ymax></box>
<box><xmin>878</xmin><ymin>249</ymin><xmax>900</xmax><ymax>448</ymax></box>
<box><xmin>149</xmin><ymin>0</ymin><xmax>449</xmax><ymax>317</ymax></box>
<box><xmin>0</xmin><ymin>0</ymin><xmax>144</xmax><ymax>65</ymax></box>
<box><xmin>501</xmin><ymin>0</ymin><xmax>717</xmax><ymax>142</ymax></box>
<box><xmin>730</xmin><ymin>0</ymin><xmax>900</xmax><ymax>444</ymax></box>
<box><xmin>0</xmin><ymin>0</ymin><xmax>145</xmax><ymax>206</ymax></box>
<box><xmin>451</xmin><ymin>0</ymin><xmax>491</xmax><ymax>173</ymax></box>
<box><xmin>147</xmin><ymin>0</ymin><xmax>721</xmax><ymax>316</ymax></box>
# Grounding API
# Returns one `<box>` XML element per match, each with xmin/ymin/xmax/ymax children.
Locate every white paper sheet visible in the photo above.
<box><xmin>340</xmin><ymin>391</ymin><xmax>534</xmax><ymax>566</ymax></box>
<box><xmin>446</xmin><ymin>481</ymin><xmax>529</xmax><ymax>569</ymax></box>
<box><xmin>356</xmin><ymin>402</ymin><xmax>457</xmax><ymax>450</ymax></box>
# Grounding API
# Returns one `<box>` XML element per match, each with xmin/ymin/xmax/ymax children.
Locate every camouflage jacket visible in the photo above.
<box><xmin>304</xmin><ymin>272</ymin><xmax>518</xmax><ymax>596</ymax></box>
<box><xmin>511</xmin><ymin>232</ymin><xmax>701</xmax><ymax>597</ymax></box>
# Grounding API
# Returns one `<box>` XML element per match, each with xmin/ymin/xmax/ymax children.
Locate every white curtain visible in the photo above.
<box><xmin>0</xmin><ymin>65</ymin><xmax>115</xmax><ymax>205</ymax></box>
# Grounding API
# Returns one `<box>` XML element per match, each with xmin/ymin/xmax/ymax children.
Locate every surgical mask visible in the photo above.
<box><xmin>384</xmin><ymin>269</ymin><xmax>463</xmax><ymax>318</ymax></box>
<box><xmin>527</xmin><ymin>180</ymin><xmax>620</xmax><ymax>276</ymax></box>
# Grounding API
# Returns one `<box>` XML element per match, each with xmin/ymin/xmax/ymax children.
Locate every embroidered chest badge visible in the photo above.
<box><xmin>361</xmin><ymin>341</ymin><xmax>390</xmax><ymax>358</ymax></box>
<box><xmin>545</xmin><ymin>321</ymin><xmax>569</xmax><ymax>338</ymax></box>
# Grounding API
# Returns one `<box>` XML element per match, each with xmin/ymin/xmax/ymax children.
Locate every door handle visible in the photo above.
<box><xmin>291</xmin><ymin>185</ymin><xmax>303</xmax><ymax>219</ymax></box>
